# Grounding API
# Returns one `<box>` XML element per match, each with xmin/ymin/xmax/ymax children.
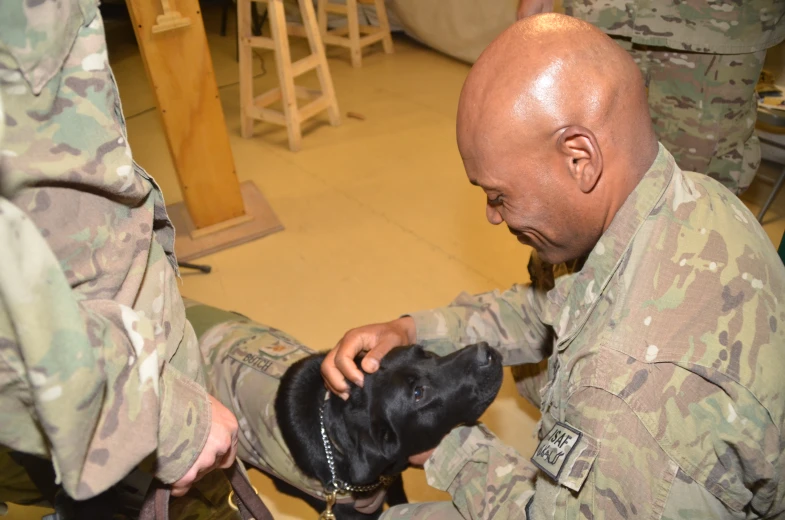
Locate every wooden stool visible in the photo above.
<box><xmin>238</xmin><ymin>0</ymin><xmax>341</xmax><ymax>152</ymax></box>
<box><xmin>316</xmin><ymin>0</ymin><xmax>394</xmax><ymax>68</ymax></box>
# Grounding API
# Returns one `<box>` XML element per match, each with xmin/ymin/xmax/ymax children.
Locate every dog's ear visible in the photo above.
<box><xmin>348</xmin><ymin>422</ymin><xmax>399</xmax><ymax>485</ymax></box>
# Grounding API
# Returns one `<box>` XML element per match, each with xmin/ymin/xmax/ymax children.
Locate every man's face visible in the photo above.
<box><xmin>459</xmin><ymin>126</ymin><xmax>592</xmax><ymax>265</ymax></box>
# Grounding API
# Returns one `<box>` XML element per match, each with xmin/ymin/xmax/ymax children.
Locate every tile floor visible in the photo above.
<box><xmin>6</xmin><ymin>4</ymin><xmax>785</xmax><ymax>519</ymax></box>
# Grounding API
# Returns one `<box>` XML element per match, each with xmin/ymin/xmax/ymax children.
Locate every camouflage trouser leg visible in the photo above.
<box><xmin>381</xmin><ymin>502</ymin><xmax>463</xmax><ymax>519</ymax></box>
<box><xmin>184</xmin><ymin>300</ymin><xmax>329</xmax><ymax>505</ymax></box>
<box><xmin>615</xmin><ymin>37</ymin><xmax>766</xmax><ymax>195</ymax></box>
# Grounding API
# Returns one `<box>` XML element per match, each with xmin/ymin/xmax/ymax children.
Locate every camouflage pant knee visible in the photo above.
<box><xmin>614</xmin><ymin>37</ymin><xmax>766</xmax><ymax>195</ymax></box>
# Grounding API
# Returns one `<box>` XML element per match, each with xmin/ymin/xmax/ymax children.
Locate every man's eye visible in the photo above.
<box><xmin>414</xmin><ymin>386</ymin><xmax>425</xmax><ymax>401</ymax></box>
<box><xmin>487</xmin><ymin>195</ymin><xmax>503</xmax><ymax>207</ymax></box>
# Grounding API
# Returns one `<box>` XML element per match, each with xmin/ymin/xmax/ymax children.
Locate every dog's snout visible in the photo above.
<box><xmin>476</xmin><ymin>343</ymin><xmax>493</xmax><ymax>367</ymax></box>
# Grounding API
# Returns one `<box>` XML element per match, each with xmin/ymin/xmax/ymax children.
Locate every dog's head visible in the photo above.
<box><xmin>334</xmin><ymin>342</ymin><xmax>503</xmax><ymax>485</ymax></box>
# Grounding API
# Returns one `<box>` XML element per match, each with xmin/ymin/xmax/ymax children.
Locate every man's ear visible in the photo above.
<box><xmin>557</xmin><ymin>125</ymin><xmax>603</xmax><ymax>194</ymax></box>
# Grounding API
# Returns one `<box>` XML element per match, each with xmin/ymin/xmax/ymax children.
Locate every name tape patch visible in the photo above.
<box><xmin>531</xmin><ymin>421</ymin><xmax>582</xmax><ymax>481</ymax></box>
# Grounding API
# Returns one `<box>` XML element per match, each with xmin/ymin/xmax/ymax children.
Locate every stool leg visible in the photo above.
<box><xmin>374</xmin><ymin>0</ymin><xmax>394</xmax><ymax>54</ymax></box>
<box><xmin>268</xmin><ymin>0</ymin><xmax>302</xmax><ymax>151</ymax></box>
<box><xmin>238</xmin><ymin>0</ymin><xmax>254</xmax><ymax>138</ymax></box>
<box><xmin>346</xmin><ymin>0</ymin><xmax>362</xmax><ymax>67</ymax></box>
<box><xmin>317</xmin><ymin>0</ymin><xmax>328</xmax><ymax>38</ymax></box>
<box><xmin>299</xmin><ymin>0</ymin><xmax>341</xmax><ymax>126</ymax></box>
<box><xmin>758</xmin><ymin>166</ymin><xmax>785</xmax><ymax>223</ymax></box>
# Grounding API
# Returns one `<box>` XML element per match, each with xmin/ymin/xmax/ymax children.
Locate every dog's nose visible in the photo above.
<box><xmin>476</xmin><ymin>343</ymin><xmax>493</xmax><ymax>367</ymax></box>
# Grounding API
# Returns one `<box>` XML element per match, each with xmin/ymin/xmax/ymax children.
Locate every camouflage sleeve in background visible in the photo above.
<box><xmin>0</xmin><ymin>1</ymin><xmax>211</xmax><ymax>501</ymax></box>
<box><xmin>561</xmin><ymin>0</ymin><xmax>785</xmax><ymax>54</ymax></box>
<box><xmin>406</xmin><ymin>283</ymin><xmax>554</xmax><ymax>366</ymax></box>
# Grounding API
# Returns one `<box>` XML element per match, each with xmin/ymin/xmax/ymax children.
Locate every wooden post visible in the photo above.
<box><xmin>126</xmin><ymin>0</ymin><xmax>245</xmax><ymax>230</ymax></box>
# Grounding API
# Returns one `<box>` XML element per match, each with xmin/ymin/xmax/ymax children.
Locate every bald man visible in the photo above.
<box><xmin>321</xmin><ymin>13</ymin><xmax>785</xmax><ymax>520</ymax></box>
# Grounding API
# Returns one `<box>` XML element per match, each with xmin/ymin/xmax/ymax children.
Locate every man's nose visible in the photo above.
<box><xmin>486</xmin><ymin>204</ymin><xmax>503</xmax><ymax>225</ymax></box>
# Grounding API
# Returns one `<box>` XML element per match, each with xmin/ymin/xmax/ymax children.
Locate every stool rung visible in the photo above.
<box><xmin>291</xmin><ymin>54</ymin><xmax>321</xmax><ymax>77</ymax></box>
<box><xmin>244</xmin><ymin>36</ymin><xmax>275</xmax><ymax>50</ymax></box>
<box><xmin>298</xmin><ymin>96</ymin><xmax>330</xmax><ymax>123</ymax></box>
<box><xmin>359</xmin><ymin>31</ymin><xmax>385</xmax><ymax>46</ymax></box>
<box><xmin>253</xmin><ymin>87</ymin><xmax>282</xmax><ymax>108</ymax></box>
<box><xmin>253</xmin><ymin>106</ymin><xmax>287</xmax><ymax>126</ymax></box>
<box><xmin>323</xmin><ymin>34</ymin><xmax>352</xmax><ymax>47</ymax></box>
<box><xmin>324</xmin><ymin>3</ymin><xmax>348</xmax><ymax>14</ymax></box>
<box><xmin>358</xmin><ymin>24</ymin><xmax>382</xmax><ymax>34</ymax></box>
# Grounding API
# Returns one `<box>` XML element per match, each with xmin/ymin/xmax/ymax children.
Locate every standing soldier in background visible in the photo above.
<box><xmin>0</xmin><ymin>1</ymin><xmax>245</xmax><ymax>517</ymax></box>
<box><xmin>518</xmin><ymin>0</ymin><xmax>785</xmax><ymax>196</ymax></box>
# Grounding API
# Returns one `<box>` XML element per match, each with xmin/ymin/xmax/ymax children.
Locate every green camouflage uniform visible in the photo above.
<box><xmin>381</xmin><ymin>144</ymin><xmax>785</xmax><ymax>519</ymax></box>
<box><xmin>0</xmin><ymin>2</ymin><xmax>248</xmax><ymax>517</ymax></box>
<box><xmin>562</xmin><ymin>0</ymin><xmax>785</xmax><ymax>195</ymax></box>
<box><xmin>184</xmin><ymin>301</ymin><xmax>330</xmax><ymax>503</ymax></box>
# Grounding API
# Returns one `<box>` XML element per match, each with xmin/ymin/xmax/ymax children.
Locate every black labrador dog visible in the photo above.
<box><xmin>273</xmin><ymin>342</ymin><xmax>504</xmax><ymax>520</ymax></box>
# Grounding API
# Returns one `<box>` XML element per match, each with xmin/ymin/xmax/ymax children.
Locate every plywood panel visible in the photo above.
<box><xmin>126</xmin><ymin>0</ymin><xmax>246</xmax><ymax>229</ymax></box>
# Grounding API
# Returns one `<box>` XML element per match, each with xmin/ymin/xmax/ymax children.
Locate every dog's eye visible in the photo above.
<box><xmin>414</xmin><ymin>386</ymin><xmax>425</xmax><ymax>401</ymax></box>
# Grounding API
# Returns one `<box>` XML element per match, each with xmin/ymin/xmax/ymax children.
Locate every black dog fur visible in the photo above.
<box><xmin>273</xmin><ymin>342</ymin><xmax>504</xmax><ymax>520</ymax></box>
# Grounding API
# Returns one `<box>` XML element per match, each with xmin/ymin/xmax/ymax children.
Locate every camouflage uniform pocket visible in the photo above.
<box><xmin>529</xmin><ymin>417</ymin><xmax>599</xmax><ymax>518</ymax></box>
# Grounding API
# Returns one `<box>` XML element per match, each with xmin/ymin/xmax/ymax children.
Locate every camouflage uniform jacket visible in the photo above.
<box><xmin>408</xmin><ymin>144</ymin><xmax>785</xmax><ymax>518</ymax></box>
<box><xmin>562</xmin><ymin>0</ymin><xmax>785</xmax><ymax>54</ymax></box>
<box><xmin>0</xmin><ymin>0</ymin><xmax>210</xmax><ymax>501</ymax></box>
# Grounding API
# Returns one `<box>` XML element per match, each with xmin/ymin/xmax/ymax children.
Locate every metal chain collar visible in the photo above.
<box><xmin>318</xmin><ymin>400</ymin><xmax>396</xmax><ymax>495</ymax></box>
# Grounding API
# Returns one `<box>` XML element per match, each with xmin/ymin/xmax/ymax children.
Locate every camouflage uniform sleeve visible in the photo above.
<box><xmin>423</xmin><ymin>424</ymin><xmax>537</xmax><ymax>517</ymax></box>
<box><xmin>0</xmin><ymin>195</ymin><xmax>211</xmax><ymax>499</ymax></box>
<box><xmin>407</xmin><ymin>283</ymin><xmax>552</xmax><ymax>365</ymax></box>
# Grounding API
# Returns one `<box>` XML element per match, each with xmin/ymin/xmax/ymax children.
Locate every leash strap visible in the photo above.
<box><xmin>139</xmin><ymin>461</ymin><xmax>274</xmax><ymax>520</ymax></box>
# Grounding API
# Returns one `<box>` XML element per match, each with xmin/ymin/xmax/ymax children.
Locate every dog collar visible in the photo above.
<box><xmin>318</xmin><ymin>393</ymin><xmax>396</xmax><ymax>496</ymax></box>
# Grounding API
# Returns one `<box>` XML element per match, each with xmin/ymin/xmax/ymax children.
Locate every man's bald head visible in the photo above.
<box><xmin>457</xmin><ymin>13</ymin><xmax>658</xmax><ymax>264</ymax></box>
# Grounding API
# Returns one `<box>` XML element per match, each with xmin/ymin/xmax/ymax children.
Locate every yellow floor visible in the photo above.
<box><xmin>6</xmin><ymin>5</ymin><xmax>785</xmax><ymax>519</ymax></box>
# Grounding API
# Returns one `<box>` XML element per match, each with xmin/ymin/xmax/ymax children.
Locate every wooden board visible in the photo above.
<box><xmin>167</xmin><ymin>181</ymin><xmax>284</xmax><ymax>262</ymax></box>
<box><xmin>126</xmin><ymin>0</ymin><xmax>246</xmax><ymax>229</ymax></box>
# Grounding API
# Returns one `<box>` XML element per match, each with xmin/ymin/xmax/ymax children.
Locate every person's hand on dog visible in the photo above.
<box><xmin>170</xmin><ymin>395</ymin><xmax>239</xmax><ymax>497</ymax></box>
<box><xmin>321</xmin><ymin>316</ymin><xmax>416</xmax><ymax>400</ymax></box>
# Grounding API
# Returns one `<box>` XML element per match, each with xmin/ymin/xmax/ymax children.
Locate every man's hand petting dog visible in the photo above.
<box><xmin>321</xmin><ymin>316</ymin><xmax>417</xmax><ymax>399</ymax></box>
<box><xmin>322</xmin><ymin>318</ymin><xmax>479</xmax><ymax>469</ymax></box>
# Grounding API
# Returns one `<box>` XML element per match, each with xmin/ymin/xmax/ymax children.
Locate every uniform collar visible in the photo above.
<box><xmin>549</xmin><ymin>143</ymin><xmax>677</xmax><ymax>346</ymax></box>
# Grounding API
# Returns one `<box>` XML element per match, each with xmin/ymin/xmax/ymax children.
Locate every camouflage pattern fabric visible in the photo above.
<box><xmin>560</xmin><ymin>0</ymin><xmax>785</xmax><ymax>54</ymax></box>
<box><xmin>0</xmin><ymin>0</ymin><xmax>216</xmax><ymax>510</ymax></box>
<box><xmin>382</xmin><ymin>144</ymin><xmax>785</xmax><ymax>519</ymax></box>
<box><xmin>621</xmin><ymin>39</ymin><xmax>766</xmax><ymax>195</ymax></box>
<box><xmin>186</xmin><ymin>300</ymin><xmax>341</xmax><ymax>505</ymax></box>
<box><xmin>560</xmin><ymin>0</ymin><xmax>785</xmax><ymax>196</ymax></box>
<box><xmin>187</xmin><ymin>301</ymin><xmax>326</xmax><ymax>500</ymax></box>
